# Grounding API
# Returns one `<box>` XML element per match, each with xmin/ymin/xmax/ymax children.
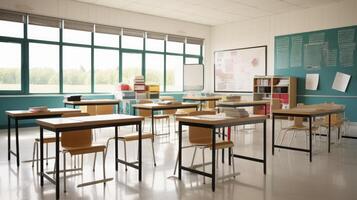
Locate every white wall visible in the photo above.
<box><xmin>0</xmin><ymin>0</ymin><xmax>212</xmax><ymax>91</ymax></box>
<box><xmin>210</xmin><ymin>0</ymin><xmax>357</xmax><ymax>93</ymax></box>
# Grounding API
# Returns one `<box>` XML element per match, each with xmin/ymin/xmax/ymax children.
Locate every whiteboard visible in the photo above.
<box><xmin>183</xmin><ymin>64</ymin><xmax>204</xmax><ymax>91</ymax></box>
<box><xmin>214</xmin><ymin>46</ymin><xmax>267</xmax><ymax>92</ymax></box>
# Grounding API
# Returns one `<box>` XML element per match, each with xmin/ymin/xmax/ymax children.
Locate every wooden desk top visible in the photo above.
<box><xmin>217</xmin><ymin>100</ymin><xmax>270</xmax><ymax>107</ymax></box>
<box><xmin>6</xmin><ymin>108</ymin><xmax>81</xmax><ymax>118</ymax></box>
<box><xmin>132</xmin><ymin>102</ymin><xmax>198</xmax><ymax>110</ymax></box>
<box><xmin>176</xmin><ymin>114</ymin><xmax>267</xmax><ymax>127</ymax></box>
<box><xmin>182</xmin><ymin>96</ymin><xmax>222</xmax><ymax>101</ymax></box>
<box><xmin>64</xmin><ymin>99</ymin><xmax>120</xmax><ymax>105</ymax></box>
<box><xmin>272</xmin><ymin>103</ymin><xmax>345</xmax><ymax>116</ymax></box>
<box><xmin>37</xmin><ymin>114</ymin><xmax>144</xmax><ymax>130</ymax></box>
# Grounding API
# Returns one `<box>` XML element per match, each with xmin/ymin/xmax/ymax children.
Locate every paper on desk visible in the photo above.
<box><xmin>332</xmin><ymin>72</ymin><xmax>351</xmax><ymax>92</ymax></box>
<box><xmin>305</xmin><ymin>73</ymin><xmax>319</xmax><ymax>90</ymax></box>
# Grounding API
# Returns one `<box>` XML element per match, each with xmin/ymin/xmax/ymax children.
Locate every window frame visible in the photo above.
<box><xmin>0</xmin><ymin>12</ymin><xmax>203</xmax><ymax>94</ymax></box>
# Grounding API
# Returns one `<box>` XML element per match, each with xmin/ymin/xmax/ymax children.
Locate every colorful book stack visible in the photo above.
<box><xmin>134</xmin><ymin>76</ymin><xmax>147</xmax><ymax>99</ymax></box>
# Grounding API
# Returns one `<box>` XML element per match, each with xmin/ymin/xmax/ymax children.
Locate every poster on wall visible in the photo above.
<box><xmin>214</xmin><ymin>46</ymin><xmax>267</xmax><ymax>92</ymax></box>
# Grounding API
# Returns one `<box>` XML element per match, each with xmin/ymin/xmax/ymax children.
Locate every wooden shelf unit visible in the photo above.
<box><xmin>253</xmin><ymin>76</ymin><xmax>297</xmax><ymax>115</ymax></box>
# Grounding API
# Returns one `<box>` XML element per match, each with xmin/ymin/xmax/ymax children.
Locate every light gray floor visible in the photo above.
<box><xmin>0</xmin><ymin>119</ymin><xmax>357</xmax><ymax>200</ymax></box>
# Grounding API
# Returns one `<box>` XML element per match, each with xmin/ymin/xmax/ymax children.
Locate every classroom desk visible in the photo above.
<box><xmin>272</xmin><ymin>104</ymin><xmax>345</xmax><ymax>162</ymax></box>
<box><xmin>216</xmin><ymin>100</ymin><xmax>270</xmax><ymax>115</ymax></box>
<box><xmin>64</xmin><ymin>99</ymin><xmax>121</xmax><ymax>113</ymax></box>
<box><xmin>36</xmin><ymin>114</ymin><xmax>144</xmax><ymax>200</ymax></box>
<box><xmin>176</xmin><ymin>114</ymin><xmax>267</xmax><ymax>192</ymax></box>
<box><xmin>132</xmin><ymin>102</ymin><xmax>199</xmax><ymax>136</ymax></box>
<box><xmin>5</xmin><ymin>108</ymin><xmax>81</xmax><ymax>167</ymax></box>
<box><xmin>182</xmin><ymin>96</ymin><xmax>222</xmax><ymax>111</ymax></box>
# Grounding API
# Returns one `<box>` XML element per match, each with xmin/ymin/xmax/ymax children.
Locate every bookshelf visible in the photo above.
<box><xmin>253</xmin><ymin>76</ymin><xmax>296</xmax><ymax>115</ymax></box>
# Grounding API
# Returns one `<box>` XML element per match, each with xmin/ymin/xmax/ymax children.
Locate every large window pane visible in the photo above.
<box><xmin>28</xmin><ymin>24</ymin><xmax>59</xmax><ymax>42</ymax></box>
<box><xmin>0</xmin><ymin>42</ymin><xmax>21</xmax><ymax>90</ymax></box>
<box><xmin>185</xmin><ymin>57</ymin><xmax>199</xmax><ymax>64</ymax></box>
<box><xmin>63</xmin><ymin>29</ymin><xmax>91</xmax><ymax>45</ymax></box>
<box><xmin>122</xmin><ymin>53</ymin><xmax>142</xmax><ymax>85</ymax></box>
<box><xmin>166</xmin><ymin>55</ymin><xmax>183</xmax><ymax>91</ymax></box>
<box><xmin>29</xmin><ymin>43</ymin><xmax>59</xmax><ymax>93</ymax></box>
<box><xmin>63</xmin><ymin>46</ymin><xmax>91</xmax><ymax>93</ymax></box>
<box><xmin>146</xmin><ymin>38</ymin><xmax>164</xmax><ymax>52</ymax></box>
<box><xmin>94</xmin><ymin>32</ymin><xmax>119</xmax><ymax>48</ymax></box>
<box><xmin>185</xmin><ymin>43</ymin><xmax>201</xmax><ymax>55</ymax></box>
<box><xmin>167</xmin><ymin>41</ymin><xmax>183</xmax><ymax>54</ymax></box>
<box><xmin>94</xmin><ymin>49</ymin><xmax>119</xmax><ymax>92</ymax></box>
<box><xmin>122</xmin><ymin>35</ymin><xmax>143</xmax><ymax>50</ymax></box>
<box><xmin>146</xmin><ymin>53</ymin><xmax>164</xmax><ymax>90</ymax></box>
<box><xmin>0</xmin><ymin>20</ymin><xmax>23</xmax><ymax>38</ymax></box>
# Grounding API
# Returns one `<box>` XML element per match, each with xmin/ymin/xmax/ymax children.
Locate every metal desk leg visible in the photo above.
<box><xmin>7</xmin><ymin>116</ymin><xmax>10</xmax><ymax>161</ymax></box>
<box><xmin>228</xmin><ymin>127</ymin><xmax>231</xmax><ymax>166</ymax></box>
<box><xmin>222</xmin><ymin>128</ymin><xmax>225</xmax><ymax>163</ymax></box>
<box><xmin>211</xmin><ymin>128</ymin><xmax>216</xmax><ymax>192</ymax></box>
<box><xmin>272</xmin><ymin>114</ymin><xmax>275</xmax><ymax>155</ymax></box>
<box><xmin>55</xmin><ymin>131</ymin><xmax>60</xmax><ymax>199</ymax></box>
<box><xmin>40</xmin><ymin>127</ymin><xmax>44</xmax><ymax>186</ymax></box>
<box><xmin>178</xmin><ymin>122</ymin><xmax>182</xmax><ymax>180</ymax></box>
<box><xmin>328</xmin><ymin>114</ymin><xmax>331</xmax><ymax>153</ymax></box>
<box><xmin>309</xmin><ymin>116</ymin><xmax>312</xmax><ymax>162</ymax></box>
<box><xmin>138</xmin><ymin>122</ymin><xmax>142</xmax><ymax>181</ymax></box>
<box><xmin>151</xmin><ymin>109</ymin><xmax>155</xmax><ymax>136</ymax></box>
<box><xmin>117</xmin><ymin>103</ymin><xmax>120</xmax><ymax>114</ymax></box>
<box><xmin>263</xmin><ymin>121</ymin><xmax>267</xmax><ymax>174</ymax></box>
<box><xmin>200</xmin><ymin>101</ymin><xmax>203</xmax><ymax>111</ymax></box>
<box><xmin>115</xmin><ymin>126</ymin><xmax>118</xmax><ymax>171</ymax></box>
<box><xmin>15</xmin><ymin>119</ymin><xmax>19</xmax><ymax>167</ymax></box>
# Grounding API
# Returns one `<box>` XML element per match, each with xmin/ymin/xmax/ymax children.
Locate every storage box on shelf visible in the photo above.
<box><xmin>253</xmin><ymin>76</ymin><xmax>296</xmax><ymax>116</ymax></box>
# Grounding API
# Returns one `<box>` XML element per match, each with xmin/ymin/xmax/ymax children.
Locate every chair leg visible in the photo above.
<box><xmin>202</xmin><ymin>148</ymin><xmax>205</xmax><ymax>184</ymax></box>
<box><xmin>32</xmin><ymin>141</ymin><xmax>37</xmax><ymax>168</ymax></box>
<box><xmin>103</xmin><ymin>151</ymin><xmax>106</xmax><ymax>186</ymax></box>
<box><xmin>173</xmin><ymin>152</ymin><xmax>179</xmax><ymax>175</ymax></box>
<box><xmin>216</xmin><ymin>150</ymin><xmax>219</xmax><ymax>169</ymax></box>
<box><xmin>151</xmin><ymin>139</ymin><xmax>157</xmax><ymax>167</ymax></box>
<box><xmin>190</xmin><ymin>147</ymin><xmax>197</xmax><ymax>167</ymax></box>
<box><xmin>36</xmin><ymin>142</ymin><xmax>39</xmax><ymax>173</ymax></box>
<box><xmin>288</xmin><ymin>131</ymin><xmax>297</xmax><ymax>147</ymax></box>
<box><xmin>81</xmin><ymin>154</ymin><xmax>84</xmax><ymax>169</ymax></box>
<box><xmin>46</xmin><ymin>143</ymin><xmax>49</xmax><ymax>166</ymax></box>
<box><xmin>123</xmin><ymin>141</ymin><xmax>128</xmax><ymax>171</ymax></box>
<box><xmin>93</xmin><ymin>153</ymin><xmax>97</xmax><ymax>172</ymax></box>
<box><xmin>63</xmin><ymin>152</ymin><xmax>67</xmax><ymax>193</ymax></box>
<box><xmin>231</xmin><ymin>148</ymin><xmax>236</xmax><ymax>178</ymax></box>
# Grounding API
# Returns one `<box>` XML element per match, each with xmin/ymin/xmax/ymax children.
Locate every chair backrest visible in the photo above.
<box><xmin>293</xmin><ymin>103</ymin><xmax>304</xmax><ymax>127</ymax></box>
<box><xmin>205</xmin><ymin>100</ymin><xmax>216</xmax><ymax>109</ymax></box>
<box><xmin>137</xmin><ymin>99</ymin><xmax>153</xmax><ymax>117</ymax></box>
<box><xmin>160</xmin><ymin>96</ymin><xmax>178</xmax><ymax>115</ymax></box>
<box><xmin>96</xmin><ymin>105</ymin><xmax>114</xmax><ymax>115</ymax></box>
<box><xmin>61</xmin><ymin>112</ymin><xmax>92</xmax><ymax>148</ymax></box>
<box><xmin>188</xmin><ymin>111</ymin><xmax>216</xmax><ymax>144</ymax></box>
<box><xmin>80</xmin><ymin>105</ymin><xmax>96</xmax><ymax>115</ymax></box>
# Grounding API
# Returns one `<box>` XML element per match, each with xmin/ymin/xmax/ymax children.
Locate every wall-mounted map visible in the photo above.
<box><xmin>214</xmin><ymin>46</ymin><xmax>267</xmax><ymax>92</ymax></box>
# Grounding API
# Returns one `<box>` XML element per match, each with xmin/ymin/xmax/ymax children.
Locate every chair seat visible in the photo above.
<box><xmin>63</xmin><ymin>144</ymin><xmax>106</xmax><ymax>155</ymax></box>
<box><xmin>118</xmin><ymin>132</ymin><xmax>154</xmax><ymax>141</ymax></box>
<box><xmin>35</xmin><ymin>137</ymin><xmax>61</xmax><ymax>143</ymax></box>
<box><xmin>150</xmin><ymin>114</ymin><xmax>170</xmax><ymax>119</ymax></box>
<box><xmin>191</xmin><ymin>140</ymin><xmax>234</xmax><ymax>150</ymax></box>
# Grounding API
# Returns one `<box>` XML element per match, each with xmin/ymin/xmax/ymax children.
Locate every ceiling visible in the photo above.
<box><xmin>76</xmin><ymin>0</ymin><xmax>342</xmax><ymax>26</ymax></box>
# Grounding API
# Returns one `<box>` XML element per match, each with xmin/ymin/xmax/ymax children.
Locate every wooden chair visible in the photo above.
<box><xmin>32</xmin><ymin>135</ymin><xmax>58</xmax><ymax>173</ymax></box>
<box><xmin>276</xmin><ymin>103</ymin><xmax>320</xmax><ymax>149</ymax></box>
<box><xmin>319</xmin><ymin>104</ymin><xmax>346</xmax><ymax>143</ymax></box>
<box><xmin>60</xmin><ymin>112</ymin><xmax>109</xmax><ymax>193</ymax></box>
<box><xmin>139</xmin><ymin>99</ymin><xmax>170</xmax><ymax>135</ymax></box>
<box><xmin>173</xmin><ymin>111</ymin><xmax>236</xmax><ymax>182</ymax></box>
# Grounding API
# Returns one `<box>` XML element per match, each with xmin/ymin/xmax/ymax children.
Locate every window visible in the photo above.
<box><xmin>185</xmin><ymin>43</ymin><xmax>201</xmax><ymax>55</ymax></box>
<box><xmin>122</xmin><ymin>35</ymin><xmax>143</xmax><ymax>50</ymax></box>
<box><xmin>94</xmin><ymin>49</ymin><xmax>119</xmax><ymax>92</ymax></box>
<box><xmin>63</xmin><ymin>46</ymin><xmax>91</xmax><ymax>93</ymax></box>
<box><xmin>29</xmin><ymin>43</ymin><xmax>59</xmax><ymax>93</ymax></box>
<box><xmin>166</xmin><ymin>55</ymin><xmax>183</xmax><ymax>91</ymax></box>
<box><xmin>167</xmin><ymin>41</ymin><xmax>183</xmax><ymax>54</ymax></box>
<box><xmin>0</xmin><ymin>20</ymin><xmax>23</xmax><ymax>38</ymax></box>
<box><xmin>94</xmin><ymin>32</ymin><xmax>119</xmax><ymax>48</ymax></box>
<box><xmin>63</xmin><ymin>29</ymin><xmax>91</xmax><ymax>45</ymax></box>
<box><xmin>146</xmin><ymin>53</ymin><xmax>164</xmax><ymax>90</ymax></box>
<box><xmin>146</xmin><ymin>38</ymin><xmax>164</xmax><ymax>52</ymax></box>
<box><xmin>185</xmin><ymin>57</ymin><xmax>200</xmax><ymax>64</ymax></box>
<box><xmin>0</xmin><ymin>42</ymin><xmax>22</xmax><ymax>91</ymax></box>
<box><xmin>122</xmin><ymin>52</ymin><xmax>142</xmax><ymax>85</ymax></box>
<box><xmin>28</xmin><ymin>24</ymin><xmax>59</xmax><ymax>41</ymax></box>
